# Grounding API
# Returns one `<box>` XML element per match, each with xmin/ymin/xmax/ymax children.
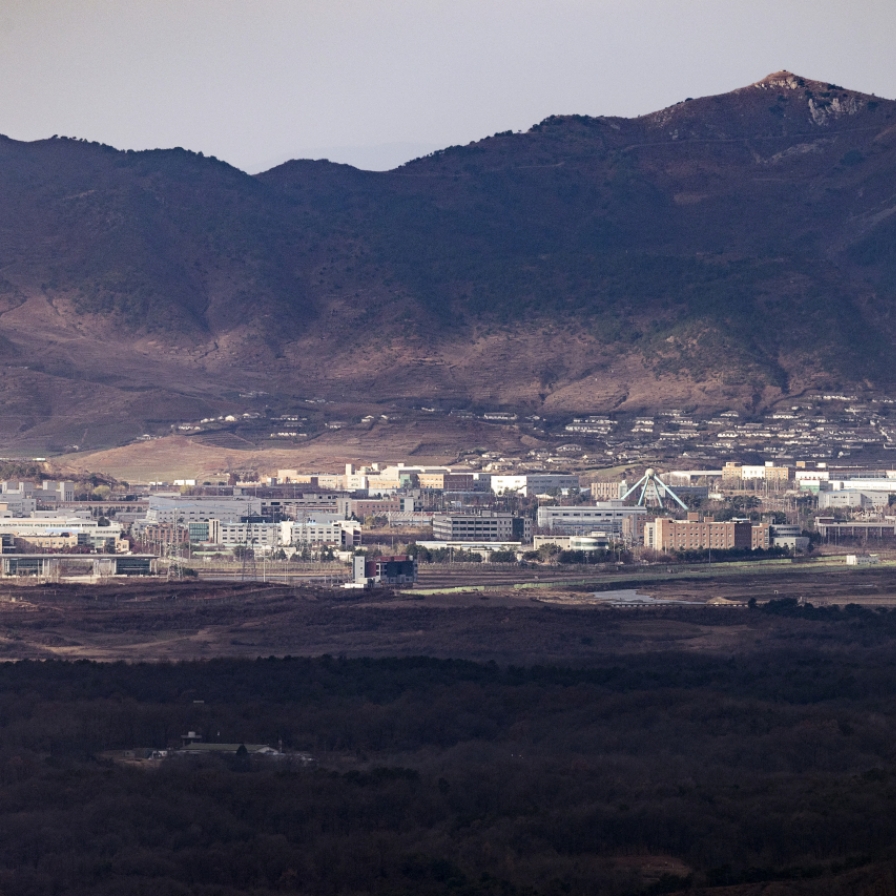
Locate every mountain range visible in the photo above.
<box><xmin>1</xmin><ymin>71</ymin><xmax>895</xmax><ymax>452</ymax></box>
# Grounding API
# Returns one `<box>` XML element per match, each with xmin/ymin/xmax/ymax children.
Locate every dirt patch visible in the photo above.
<box><xmin>53</xmin><ymin>416</ymin><xmax>548</xmax><ymax>480</ymax></box>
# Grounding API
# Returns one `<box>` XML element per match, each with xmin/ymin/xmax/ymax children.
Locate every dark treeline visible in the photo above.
<box><xmin>4</xmin><ymin>614</ymin><xmax>896</xmax><ymax>894</ymax></box>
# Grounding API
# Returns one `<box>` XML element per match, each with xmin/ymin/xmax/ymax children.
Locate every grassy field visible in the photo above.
<box><xmin>2</xmin><ymin>561</ymin><xmax>896</xmax><ymax>663</ymax></box>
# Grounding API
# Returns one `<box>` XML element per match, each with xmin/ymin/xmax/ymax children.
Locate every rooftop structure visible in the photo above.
<box><xmin>621</xmin><ymin>469</ymin><xmax>688</xmax><ymax>510</ymax></box>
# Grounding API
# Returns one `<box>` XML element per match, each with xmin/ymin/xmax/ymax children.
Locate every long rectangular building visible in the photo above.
<box><xmin>536</xmin><ymin>501</ymin><xmax>647</xmax><ymax>537</ymax></box>
<box><xmin>490</xmin><ymin>474</ymin><xmax>580</xmax><ymax>497</ymax></box>
<box><xmin>146</xmin><ymin>495</ymin><xmax>262</xmax><ymax>523</ymax></box>
<box><xmin>282</xmin><ymin>520</ymin><xmax>361</xmax><ymax>548</ymax></box>
<box><xmin>644</xmin><ymin>515</ymin><xmax>770</xmax><ymax>552</ymax></box>
<box><xmin>0</xmin><ymin>517</ymin><xmax>127</xmax><ymax>552</ymax></box>
<box><xmin>210</xmin><ymin>520</ymin><xmax>281</xmax><ymax>548</ymax></box>
<box><xmin>432</xmin><ymin>512</ymin><xmax>531</xmax><ymax>543</ymax></box>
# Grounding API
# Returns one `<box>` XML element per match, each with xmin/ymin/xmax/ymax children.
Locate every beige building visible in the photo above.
<box><xmin>590</xmin><ymin>480</ymin><xmax>625</xmax><ymax>501</ymax></box>
<box><xmin>721</xmin><ymin>462</ymin><xmax>742</xmax><ymax>482</ymax></box>
<box><xmin>349</xmin><ymin>497</ymin><xmax>400</xmax><ymax>517</ymax></box>
<box><xmin>741</xmin><ymin>463</ymin><xmax>790</xmax><ymax>482</ymax></box>
<box><xmin>16</xmin><ymin>533</ymin><xmax>81</xmax><ymax>551</ymax></box>
<box><xmin>723</xmin><ymin>462</ymin><xmax>790</xmax><ymax>483</ymax></box>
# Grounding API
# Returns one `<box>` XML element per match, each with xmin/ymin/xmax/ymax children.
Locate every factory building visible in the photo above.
<box><xmin>536</xmin><ymin>501</ymin><xmax>647</xmax><ymax>537</ymax></box>
<box><xmin>432</xmin><ymin>512</ymin><xmax>531</xmax><ymax>543</ymax></box>
<box><xmin>146</xmin><ymin>495</ymin><xmax>262</xmax><ymax>523</ymax></box>
<box><xmin>490</xmin><ymin>474</ymin><xmax>580</xmax><ymax>497</ymax></box>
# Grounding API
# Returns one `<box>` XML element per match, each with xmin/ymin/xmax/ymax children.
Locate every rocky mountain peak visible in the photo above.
<box><xmin>749</xmin><ymin>70</ymin><xmax>884</xmax><ymax>124</ymax></box>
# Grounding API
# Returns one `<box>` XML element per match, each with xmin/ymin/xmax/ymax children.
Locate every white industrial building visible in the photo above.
<box><xmin>146</xmin><ymin>495</ymin><xmax>262</xmax><ymax>523</ymax></box>
<box><xmin>0</xmin><ymin>480</ymin><xmax>78</xmax><ymax>511</ymax></box>
<box><xmin>817</xmin><ymin>490</ymin><xmax>888</xmax><ymax>510</ymax></box>
<box><xmin>0</xmin><ymin>517</ymin><xmax>127</xmax><ymax>551</ymax></box>
<box><xmin>490</xmin><ymin>474</ymin><xmax>581</xmax><ymax>497</ymax></box>
<box><xmin>432</xmin><ymin>512</ymin><xmax>531</xmax><ymax>543</ymax></box>
<box><xmin>199</xmin><ymin>519</ymin><xmax>361</xmax><ymax>549</ymax></box>
<box><xmin>37</xmin><ymin>481</ymin><xmax>75</xmax><ymax>503</ymax></box>
<box><xmin>210</xmin><ymin>520</ymin><xmax>281</xmax><ymax>548</ymax></box>
<box><xmin>536</xmin><ymin>501</ymin><xmax>647</xmax><ymax>537</ymax></box>
<box><xmin>282</xmin><ymin>520</ymin><xmax>361</xmax><ymax>548</ymax></box>
<box><xmin>823</xmin><ymin>477</ymin><xmax>896</xmax><ymax>493</ymax></box>
<box><xmin>0</xmin><ymin>495</ymin><xmax>36</xmax><ymax>516</ymax></box>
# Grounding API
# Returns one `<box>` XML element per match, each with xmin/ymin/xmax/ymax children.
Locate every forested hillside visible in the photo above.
<box><xmin>1</xmin><ymin>71</ymin><xmax>896</xmax><ymax>447</ymax></box>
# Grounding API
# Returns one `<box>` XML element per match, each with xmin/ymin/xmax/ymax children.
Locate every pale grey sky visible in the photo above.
<box><xmin>0</xmin><ymin>0</ymin><xmax>893</xmax><ymax>172</ymax></box>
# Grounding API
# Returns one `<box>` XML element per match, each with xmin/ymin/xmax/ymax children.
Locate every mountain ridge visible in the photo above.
<box><xmin>1</xmin><ymin>72</ymin><xmax>895</xmax><ymax>451</ymax></box>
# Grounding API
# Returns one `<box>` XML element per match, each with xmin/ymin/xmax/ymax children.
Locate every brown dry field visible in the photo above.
<box><xmin>1</xmin><ymin>563</ymin><xmax>894</xmax><ymax>663</ymax></box>
<box><xmin>51</xmin><ymin>419</ymin><xmax>549</xmax><ymax>480</ymax></box>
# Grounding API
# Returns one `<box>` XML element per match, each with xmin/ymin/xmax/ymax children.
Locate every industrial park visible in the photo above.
<box><xmin>6</xmin><ymin>405</ymin><xmax>896</xmax><ymax>593</ymax></box>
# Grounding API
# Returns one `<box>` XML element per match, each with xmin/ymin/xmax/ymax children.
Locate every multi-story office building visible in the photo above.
<box><xmin>536</xmin><ymin>501</ymin><xmax>647</xmax><ymax>537</ymax></box>
<box><xmin>644</xmin><ymin>515</ymin><xmax>770</xmax><ymax>551</ymax></box>
<box><xmin>146</xmin><ymin>495</ymin><xmax>262</xmax><ymax>523</ymax></box>
<box><xmin>432</xmin><ymin>512</ymin><xmax>531</xmax><ymax>543</ymax></box>
<box><xmin>210</xmin><ymin>520</ymin><xmax>281</xmax><ymax>549</ymax></box>
<box><xmin>282</xmin><ymin>520</ymin><xmax>361</xmax><ymax>548</ymax></box>
<box><xmin>490</xmin><ymin>474</ymin><xmax>580</xmax><ymax>497</ymax></box>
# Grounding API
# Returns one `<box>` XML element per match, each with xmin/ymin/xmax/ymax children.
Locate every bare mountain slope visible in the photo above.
<box><xmin>1</xmin><ymin>72</ymin><xmax>896</xmax><ymax>450</ymax></box>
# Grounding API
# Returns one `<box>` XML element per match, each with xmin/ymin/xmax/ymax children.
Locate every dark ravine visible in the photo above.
<box><xmin>1</xmin><ymin>71</ymin><xmax>896</xmax><ymax>450</ymax></box>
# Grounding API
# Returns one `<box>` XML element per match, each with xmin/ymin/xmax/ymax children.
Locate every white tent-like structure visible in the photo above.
<box><xmin>621</xmin><ymin>468</ymin><xmax>689</xmax><ymax>510</ymax></box>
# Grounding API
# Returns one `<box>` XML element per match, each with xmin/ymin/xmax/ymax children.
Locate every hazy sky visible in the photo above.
<box><xmin>0</xmin><ymin>0</ymin><xmax>893</xmax><ymax>173</ymax></box>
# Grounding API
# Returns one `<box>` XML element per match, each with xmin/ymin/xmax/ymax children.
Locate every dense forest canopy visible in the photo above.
<box><xmin>3</xmin><ymin>602</ymin><xmax>896</xmax><ymax>895</ymax></box>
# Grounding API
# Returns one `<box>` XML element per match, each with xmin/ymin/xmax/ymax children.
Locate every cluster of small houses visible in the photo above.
<box><xmin>557</xmin><ymin>400</ymin><xmax>896</xmax><ymax>460</ymax></box>
<box><xmin>173</xmin><ymin>396</ymin><xmax>896</xmax><ymax>466</ymax></box>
